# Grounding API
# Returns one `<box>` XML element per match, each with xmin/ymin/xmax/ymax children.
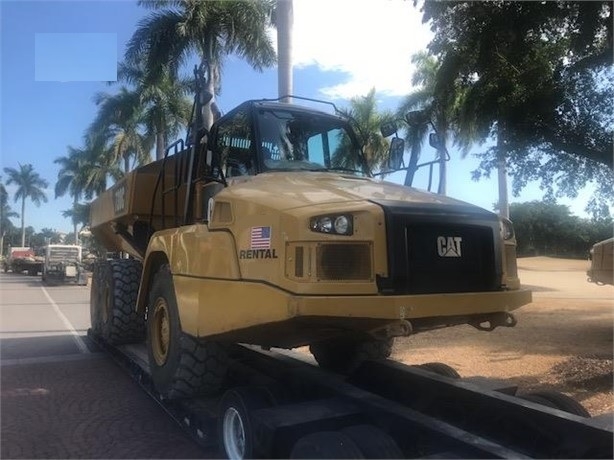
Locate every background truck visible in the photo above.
<box><xmin>2</xmin><ymin>246</ymin><xmax>43</xmax><ymax>276</ymax></box>
<box><xmin>42</xmin><ymin>244</ymin><xmax>88</xmax><ymax>285</ymax></box>
<box><xmin>587</xmin><ymin>237</ymin><xmax>613</xmax><ymax>285</ymax></box>
<box><xmin>88</xmin><ymin>77</ymin><xmax>531</xmax><ymax>404</ymax></box>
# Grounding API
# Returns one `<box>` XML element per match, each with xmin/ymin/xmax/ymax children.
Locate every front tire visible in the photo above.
<box><xmin>147</xmin><ymin>265</ymin><xmax>228</xmax><ymax>399</ymax></box>
<box><xmin>309</xmin><ymin>338</ymin><xmax>393</xmax><ymax>374</ymax></box>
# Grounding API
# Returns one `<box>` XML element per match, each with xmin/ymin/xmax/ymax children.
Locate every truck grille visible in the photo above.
<box><xmin>376</xmin><ymin>203</ymin><xmax>501</xmax><ymax>295</ymax></box>
<box><xmin>316</xmin><ymin>243</ymin><xmax>372</xmax><ymax>281</ymax></box>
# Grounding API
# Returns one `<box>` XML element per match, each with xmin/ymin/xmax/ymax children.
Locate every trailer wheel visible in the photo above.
<box><xmin>93</xmin><ymin>260</ymin><xmax>145</xmax><ymax>344</ymax></box>
<box><xmin>290</xmin><ymin>431</ymin><xmax>364</xmax><ymax>459</ymax></box>
<box><xmin>309</xmin><ymin>338</ymin><xmax>393</xmax><ymax>374</ymax></box>
<box><xmin>417</xmin><ymin>362</ymin><xmax>461</xmax><ymax>379</ymax></box>
<box><xmin>520</xmin><ymin>390</ymin><xmax>590</xmax><ymax>417</ymax></box>
<box><xmin>340</xmin><ymin>425</ymin><xmax>402</xmax><ymax>459</ymax></box>
<box><xmin>147</xmin><ymin>265</ymin><xmax>228</xmax><ymax>399</ymax></box>
<box><xmin>218</xmin><ymin>387</ymin><xmax>273</xmax><ymax>459</ymax></box>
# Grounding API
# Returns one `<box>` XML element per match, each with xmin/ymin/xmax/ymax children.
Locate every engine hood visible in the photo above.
<box><xmin>221</xmin><ymin>172</ymin><xmax>492</xmax><ymax>215</ymax></box>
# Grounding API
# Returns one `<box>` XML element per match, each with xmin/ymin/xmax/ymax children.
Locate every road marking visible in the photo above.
<box><xmin>1</xmin><ymin>353</ymin><xmax>103</xmax><ymax>367</ymax></box>
<box><xmin>40</xmin><ymin>286</ymin><xmax>90</xmax><ymax>354</ymax></box>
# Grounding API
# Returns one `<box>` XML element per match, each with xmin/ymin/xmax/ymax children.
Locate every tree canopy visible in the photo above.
<box><xmin>510</xmin><ymin>201</ymin><xmax>612</xmax><ymax>258</ymax></box>
<box><xmin>419</xmin><ymin>1</ymin><xmax>613</xmax><ymax>215</ymax></box>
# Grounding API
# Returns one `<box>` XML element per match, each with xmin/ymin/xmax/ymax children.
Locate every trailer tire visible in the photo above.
<box><xmin>417</xmin><ymin>362</ymin><xmax>461</xmax><ymax>379</ymax></box>
<box><xmin>290</xmin><ymin>431</ymin><xmax>364</xmax><ymax>459</ymax></box>
<box><xmin>520</xmin><ymin>390</ymin><xmax>590</xmax><ymax>417</ymax></box>
<box><xmin>218</xmin><ymin>387</ymin><xmax>273</xmax><ymax>459</ymax></box>
<box><xmin>309</xmin><ymin>338</ymin><xmax>393</xmax><ymax>374</ymax></box>
<box><xmin>340</xmin><ymin>425</ymin><xmax>402</xmax><ymax>459</ymax></box>
<box><xmin>93</xmin><ymin>260</ymin><xmax>145</xmax><ymax>344</ymax></box>
<box><xmin>148</xmin><ymin>265</ymin><xmax>228</xmax><ymax>399</ymax></box>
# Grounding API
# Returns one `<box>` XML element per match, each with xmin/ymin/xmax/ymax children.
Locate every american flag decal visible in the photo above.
<box><xmin>250</xmin><ymin>226</ymin><xmax>271</xmax><ymax>249</ymax></box>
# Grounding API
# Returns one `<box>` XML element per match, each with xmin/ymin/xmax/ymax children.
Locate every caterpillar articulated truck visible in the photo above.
<box><xmin>89</xmin><ymin>78</ymin><xmax>532</xmax><ymax>403</ymax></box>
<box><xmin>83</xmin><ymin>69</ymin><xmax>614</xmax><ymax>459</ymax></box>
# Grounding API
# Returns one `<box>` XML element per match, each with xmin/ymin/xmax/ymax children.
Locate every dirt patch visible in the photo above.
<box><xmin>391</xmin><ymin>257</ymin><xmax>614</xmax><ymax>417</ymax></box>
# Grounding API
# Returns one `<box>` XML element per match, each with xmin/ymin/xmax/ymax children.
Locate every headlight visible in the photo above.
<box><xmin>500</xmin><ymin>218</ymin><xmax>515</xmax><ymax>240</ymax></box>
<box><xmin>310</xmin><ymin>214</ymin><xmax>353</xmax><ymax>236</ymax></box>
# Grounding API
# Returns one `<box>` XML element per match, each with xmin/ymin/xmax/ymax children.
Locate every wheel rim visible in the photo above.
<box><xmin>151</xmin><ymin>297</ymin><xmax>171</xmax><ymax>366</ymax></box>
<box><xmin>223</xmin><ymin>407</ymin><xmax>246</xmax><ymax>460</ymax></box>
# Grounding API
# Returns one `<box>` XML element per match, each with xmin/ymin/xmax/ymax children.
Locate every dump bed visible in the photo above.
<box><xmin>90</xmin><ymin>149</ymin><xmax>196</xmax><ymax>258</ymax></box>
<box><xmin>588</xmin><ymin>237</ymin><xmax>614</xmax><ymax>285</ymax></box>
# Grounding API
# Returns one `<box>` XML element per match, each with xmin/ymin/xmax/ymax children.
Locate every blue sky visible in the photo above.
<box><xmin>0</xmin><ymin>0</ymin><xmax>598</xmax><ymax>234</ymax></box>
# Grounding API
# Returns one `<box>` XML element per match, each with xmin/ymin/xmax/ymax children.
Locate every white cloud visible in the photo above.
<box><xmin>289</xmin><ymin>0</ymin><xmax>433</xmax><ymax>99</ymax></box>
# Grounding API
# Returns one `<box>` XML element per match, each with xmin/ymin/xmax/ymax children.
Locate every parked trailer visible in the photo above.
<box><xmin>3</xmin><ymin>246</ymin><xmax>43</xmax><ymax>275</ymax></box>
<box><xmin>88</xmin><ymin>329</ymin><xmax>613</xmax><ymax>459</ymax></box>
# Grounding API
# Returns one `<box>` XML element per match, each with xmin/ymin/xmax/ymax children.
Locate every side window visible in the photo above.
<box><xmin>215</xmin><ymin>109</ymin><xmax>255</xmax><ymax>177</ymax></box>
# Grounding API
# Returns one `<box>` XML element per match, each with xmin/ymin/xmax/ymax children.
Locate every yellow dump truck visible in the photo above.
<box><xmin>89</xmin><ymin>97</ymin><xmax>531</xmax><ymax>399</ymax></box>
<box><xmin>587</xmin><ymin>237</ymin><xmax>613</xmax><ymax>285</ymax></box>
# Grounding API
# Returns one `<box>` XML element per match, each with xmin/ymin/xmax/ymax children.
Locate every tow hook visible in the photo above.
<box><xmin>370</xmin><ymin>320</ymin><xmax>413</xmax><ymax>340</ymax></box>
<box><xmin>469</xmin><ymin>312</ymin><xmax>517</xmax><ymax>332</ymax></box>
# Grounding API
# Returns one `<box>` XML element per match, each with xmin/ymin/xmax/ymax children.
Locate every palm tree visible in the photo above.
<box><xmin>55</xmin><ymin>146</ymin><xmax>91</xmax><ymax>244</ymax></box>
<box><xmin>125</xmin><ymin>0</ymin><xmax>276</xmax><ymax>131</ymax></box>
<box><xmin>116</xmin><ymin>62</ymin><xmax>192</xmax><ymax>160</ymax></box>
<box><xmin>398</xmin><ymin>52</ymin><xmax>459</xmax><ymax>195</ymax></box>
<box><xmin>90</xmin><ymin>87</ymin><xmax>154</xmax><ymax>174</ymax></box>
<box><xmin>334</xmin><ymin>88</ymin><xmax>394</xmax><ymax>176</ymax></box>
<box><xmin>0</xmin><ymin>180</ymin><xmax>19</xmax><ymax>256</ymax></box>
<box><xmin>61</xmin><ymin>203</ymin><xmax>91</xmax><ymax>242</ymax></box>
<box><xmin>79</xmin><ymin>133</ymin><xmax>123</xmax><ymax>199</ymax></box>
<box><xmin>3</xmin><ymin>164</ymin><xmax>48</xmax><ymax>247</ymax></box>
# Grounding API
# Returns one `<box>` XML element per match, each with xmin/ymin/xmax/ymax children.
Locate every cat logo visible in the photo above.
<box><xmin>437</xmin><ymin>236</ymin><xmax>462</xmax><ymax>257</ymax></box>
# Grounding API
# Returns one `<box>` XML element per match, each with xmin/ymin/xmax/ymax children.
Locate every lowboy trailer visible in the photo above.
<box><xmin>89</xmin><ymin>329</ymin><xmax>613</xmax><ymax>459</ymax></box>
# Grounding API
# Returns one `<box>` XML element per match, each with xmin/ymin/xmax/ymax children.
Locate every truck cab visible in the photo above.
<box><xmin>42</xmin><ymin>244</ymin><xmax>87</xmax><ymax>285</ymax></box>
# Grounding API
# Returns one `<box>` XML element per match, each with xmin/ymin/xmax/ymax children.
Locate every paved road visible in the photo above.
<box><xmin>0</xmin><ymin>273</ymin><xmax>210</xmax><ymax>459</ymax></box>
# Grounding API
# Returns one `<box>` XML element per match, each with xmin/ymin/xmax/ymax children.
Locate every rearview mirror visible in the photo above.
<box><xmin>429</xmin><ymin>133</ymin><xmax>442</xmax><ymax>149</ymax></box>
<box><xmin>380</xmin><ymin>121</ymin><xmax>398</xmax><ymax>138</ymax></box>
<box><xmin>405</xmin><ymin>110</ymin><xmax>429</xmax><ymax>127</ymax></box>
<box><xmin>388</xmin><ymin>137</ymin><xmax>405</xmax><ymax>170</ymax></box>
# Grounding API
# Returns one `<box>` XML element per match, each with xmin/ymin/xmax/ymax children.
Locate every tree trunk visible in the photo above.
<box><xmin>73</xmin><ymin>195</ymin><xmax>79</xmax><ymax>246</ymax></box>
<box><xmin>20</xmin><ymin>197</ymin><xmax>25</xmax><ymax>247</ymax></box>
<box><xmin>124</xmin><ymin>153</ymin><xmax>130</xmax><ymax>175</ymax></box>
<box><xmin>437</xmin><ymin>130</ymin><xmax>448</xmax><ymax>195</ymax></box>
<box><xmin>277</xmin><ymin>0</ymin><xmax>293</xmax><ymax>103</ymax></box>
<box><xmin>497</xmin><ymin>123</ymin><xmax>510</xmax><ymax>219</ymax></box>
<box><xmin>156</xmin><ymin>131</ymin><xmax>165</xmax><ymax>161</ymax></box>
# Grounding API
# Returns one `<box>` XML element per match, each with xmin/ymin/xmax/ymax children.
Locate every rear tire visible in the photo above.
<box><xmin>417</xmin><ymin>362</ymin><xmax>461</xmax><ymax>379</ymax></box>
<box><xmin>340</xmin><ymin>425</ymin><xmax>402</xmax><ymax>458</ymax></box>
<box><xmin>91</xmin><ymin>260</ymin><xmax>145</xmax><ymax>344</ymax></box>
<box><xmin>520</xmin><ymin>390</ymin><xmax>590</xmax><ymax>417</ymax></box>
<box><xmin>290</xmin><ymin>431</ymin><xmax>364</xmax><ymax>459</ymax></box>
<box><xmin>147</xmin><ymin>265</ymin><xmax>228</xmax><ymax>399</ymax></box>
<box><xmin>309</xmin><ymin>338</ymin><xmax>393</xmax><ymax>374</ymax></box>
<box><xmin>218</xmin><ymin>387</ymin><xmax>273</xmax><ymax>459</ymax></box>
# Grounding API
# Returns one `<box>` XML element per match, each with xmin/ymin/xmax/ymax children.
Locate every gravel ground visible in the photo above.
<box><xmin>392</xmin><ymin>257</ymin><xmax>613</xmax><ymax>416</ymax></box>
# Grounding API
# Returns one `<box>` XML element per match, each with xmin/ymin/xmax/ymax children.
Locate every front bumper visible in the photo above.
<box><xmin>172</xmin><ymin>275</ymin><xmax>532</xmax><ymax>347</ymax></box>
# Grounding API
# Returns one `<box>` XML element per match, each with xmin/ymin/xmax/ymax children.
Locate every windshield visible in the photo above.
<box><xmin>256</xmin><ymin>109</ymin><xmax>364</xmax><ymax>174</ymax></box>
